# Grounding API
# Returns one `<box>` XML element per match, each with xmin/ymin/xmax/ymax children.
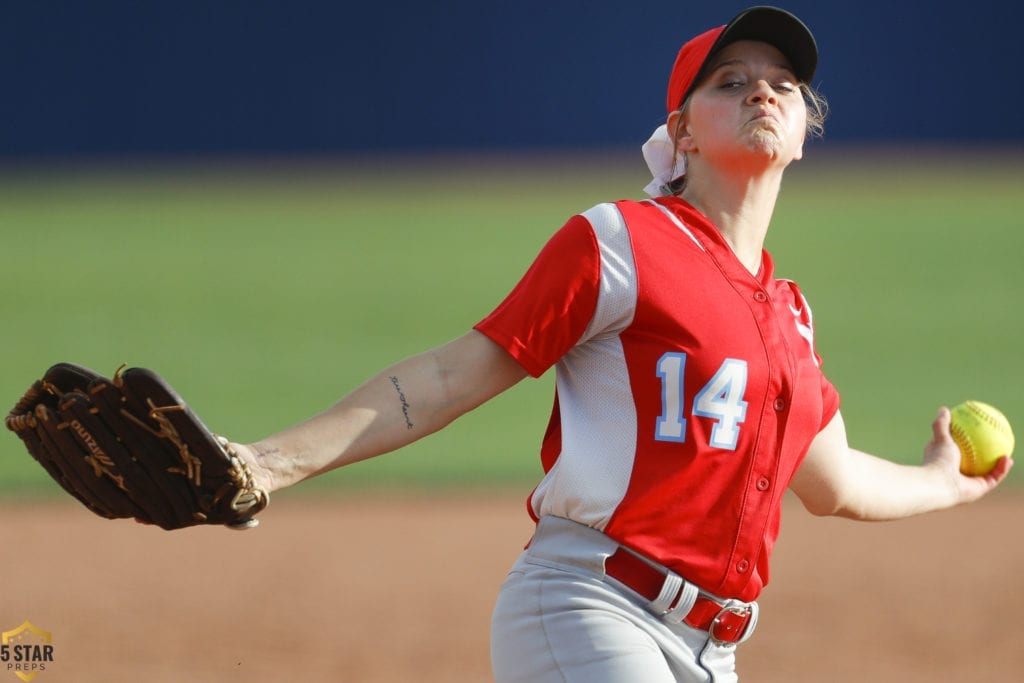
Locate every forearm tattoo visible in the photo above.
<box><xmin>389</xmin><ymin>375</ymin><xmax>414</xmax><ymax>430</ymax></box>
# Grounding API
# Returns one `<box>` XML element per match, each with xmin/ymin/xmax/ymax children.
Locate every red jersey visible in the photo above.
<box><xmin>474</xmin><ymin>197</ymin><xmax>840</xmax><ymax>602</ymax></box>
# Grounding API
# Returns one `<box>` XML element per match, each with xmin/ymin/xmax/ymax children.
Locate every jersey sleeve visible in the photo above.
<box><xmin>818</xmin><ymin>371</ymin><xmax>841</xmax><ymax>431</ymax></box>
<box><xmin>474</xmin><ymin>215</ymin><xmax>601</xmax><ymax>378</ymax></box>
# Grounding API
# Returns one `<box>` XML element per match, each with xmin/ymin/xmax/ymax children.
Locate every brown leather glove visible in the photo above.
<box><xmin>6</xmin><ymin>363</ymin><xmax>268</xmax><ymax>530</ymax></box>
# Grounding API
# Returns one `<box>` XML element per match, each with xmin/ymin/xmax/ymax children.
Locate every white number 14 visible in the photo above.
<box><xmin>655</xmin><ymin>353</ymin><xmax>749</xmax><ymax>450</ymax></box>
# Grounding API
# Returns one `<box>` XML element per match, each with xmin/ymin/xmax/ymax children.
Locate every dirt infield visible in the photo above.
<box><xmin>1</xmin><ymin>490</ymin><xmax>1021</xmax><ymax>683</ymax></box>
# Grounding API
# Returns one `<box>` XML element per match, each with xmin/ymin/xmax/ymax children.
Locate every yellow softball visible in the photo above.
<box><xmin>949</xmin><ymin>401</ymin><xmax>1015</xmax><ymax>476</ymax></box>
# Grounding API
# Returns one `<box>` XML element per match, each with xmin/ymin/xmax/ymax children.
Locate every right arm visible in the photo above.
<box><xmin>235</xmin><ymin>330</ymin><xmax>528</xmax><ymax>493</ymax></box>
<box><xmin>239</xmin><ymin>213</ymin><xmax>602</xmax><ymax>493</ymax></box>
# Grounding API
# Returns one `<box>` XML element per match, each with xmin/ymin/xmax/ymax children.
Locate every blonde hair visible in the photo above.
<box><xmin>801</xmin><ymin>83</ymin><xmax>829</xmax><ymax>139</ymax></box>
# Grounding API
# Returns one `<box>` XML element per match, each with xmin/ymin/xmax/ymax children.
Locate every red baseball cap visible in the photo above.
<box><xmin>665</xmin><ymin>6</ymin><xmax>818</xmax><ymax>113</ymax></box>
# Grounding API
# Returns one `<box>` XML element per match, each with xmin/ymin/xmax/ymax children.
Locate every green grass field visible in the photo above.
<box><xmin>2</xmin><ymin>149</ymin><xmax>1022</xmax><ymax>498</ymax></box>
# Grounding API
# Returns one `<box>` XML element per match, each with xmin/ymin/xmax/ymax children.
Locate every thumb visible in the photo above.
<box><xmin>932</xmin><ymin>406</ymin><xmax>952</xmax><ymax>443</ymax></box>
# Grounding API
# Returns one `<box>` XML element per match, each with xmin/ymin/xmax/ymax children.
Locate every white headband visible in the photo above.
<box><xmin>641</xmin><ymin>124</ymin><xmax>685</xmax><ymax>197</ymax></box>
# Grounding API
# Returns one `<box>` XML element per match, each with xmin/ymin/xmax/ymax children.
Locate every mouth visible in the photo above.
<box><xmin>746</xmin><ymin>111</ymin><xmax>782</xmax><ymax>135</ymax></box>
<box><xmin>748</xmin><ymin>109</ymin><xmax>777</xmax><ymax>125</ymax></box>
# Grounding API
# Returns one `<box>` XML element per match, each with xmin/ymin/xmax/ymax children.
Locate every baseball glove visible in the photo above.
<box><xmin>5</xmin><ymin>362</ymin><xmax>269</xmax><ymax>530</ymax></box>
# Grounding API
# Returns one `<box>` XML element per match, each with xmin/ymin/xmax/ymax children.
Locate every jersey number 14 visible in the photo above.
<box><xmin>655</xmin><ymin>352</ymin><xmax>748</xmax><ymax>450</ymax></box>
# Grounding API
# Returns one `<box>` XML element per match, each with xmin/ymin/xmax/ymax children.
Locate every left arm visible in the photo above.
<box><xmin>790</xmin><ymin>408</ymin><xmax>1014</xmax><ymax>521</ymax></box>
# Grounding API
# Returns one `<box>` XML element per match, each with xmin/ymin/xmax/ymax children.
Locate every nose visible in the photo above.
<box><xmin>746</xmin><ymin>80</ymin><xmax>777</xmax><ymax>106</ymax></box>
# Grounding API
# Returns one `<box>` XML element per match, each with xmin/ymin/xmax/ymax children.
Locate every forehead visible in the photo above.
<box><xmin>707</xmin><ymin>40</ymin><xmax>795</xmax><ymax>74</ymax></box>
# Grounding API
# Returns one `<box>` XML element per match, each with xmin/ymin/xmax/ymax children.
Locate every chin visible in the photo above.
<box><xmin>745</xmin><ymin>130</ymin><xmax>792</xmax><ymax>162</ymax></box>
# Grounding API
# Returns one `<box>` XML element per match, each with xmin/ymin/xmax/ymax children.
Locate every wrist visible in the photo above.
<box><xmin>920</xmin><ymin>458</ymin><xmax>964</xmax><ymax>509</ymax></box>
<box><xmin>235</xmin><ymin>441</ymin><xmax>289</xmax><ymax>494</ymax></box>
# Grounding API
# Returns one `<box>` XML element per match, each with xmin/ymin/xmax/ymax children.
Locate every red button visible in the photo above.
<box><xmin>756</xmin><ymin>477</ymin><xmax>770</xmax><ymax>491</ymax></box>
<box><xmin>773</xmin><ymin>398</ymin><xmax>785</xmax><ymax>411</ymax></box>
<box><xmin>736</xmin><ymin>559</ymin><xmax>750</xmax><ymax>573</ymax></box>
<box><xmin>753</xmin><ymin>291</ymin><xmax>768</xmax><ymax>302</ymax></box>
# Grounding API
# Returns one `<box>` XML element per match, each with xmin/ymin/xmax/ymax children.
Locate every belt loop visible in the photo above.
<box><xmin>736</xmin><ymin>601</ymin><xmax>759</xmax><ymax>644</ymax></box>
<box><xmin>649</xmin><ymin>572</ymin><xmax>684</xmax><ymax>615</ymax></box>
<box><xmin>662</xmin><ymin>581</ymin><xmax>699</xmax><ymax>624</ymax></box>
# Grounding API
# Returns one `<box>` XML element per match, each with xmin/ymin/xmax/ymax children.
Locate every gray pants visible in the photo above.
<box><xmin>490</xmin><ymin>516</ymin><xmax>746</xmax><ymax>683</ymax></box>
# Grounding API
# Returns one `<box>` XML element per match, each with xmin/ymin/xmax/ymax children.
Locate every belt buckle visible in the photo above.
<box><xmin>708</xmin><ymin>599</ymin><xmax>753</xmax><ymax>646</ymax></box>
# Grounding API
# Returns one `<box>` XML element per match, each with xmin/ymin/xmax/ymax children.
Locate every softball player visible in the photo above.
<box><xmin>233</xmin><ymin>6</ymin><xmax>1013</xmax><ymax>681</ymax></box>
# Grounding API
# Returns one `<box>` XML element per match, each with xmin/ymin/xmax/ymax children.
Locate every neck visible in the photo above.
<box><xmin>680</xmin><ymin>162</ymin><xmax>785</xmax><ymax>275</ymax></box>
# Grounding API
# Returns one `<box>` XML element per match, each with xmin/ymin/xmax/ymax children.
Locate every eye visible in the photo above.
<box><xmin>717</xmin><ymin>76</ymin><xmax>745</xmax><ymax>90</ymax></box>
<box><xmin>773</xmin><ymin>82</ymin><xmax>798</xmax><ymax>94</ymax></box>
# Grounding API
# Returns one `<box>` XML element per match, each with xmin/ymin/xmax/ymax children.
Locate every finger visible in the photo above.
<box><xmin>931</xmin><ymin>406</ymin><xmax>952</xmax><ymax>442</ymax></box>
<box><xmin>984</xmin><ymin>455</ymin><xmax>1014</xmax><ymax>483</ymax></box>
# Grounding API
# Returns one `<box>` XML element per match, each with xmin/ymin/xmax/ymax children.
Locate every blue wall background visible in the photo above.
<box><xmin>3</xmin><ymin>0</ymin><xmax>1022</xmax><ymax>158</ymax></box>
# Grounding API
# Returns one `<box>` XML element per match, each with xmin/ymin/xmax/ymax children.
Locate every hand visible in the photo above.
<box><xmin>227</xmin><ymin>441</ymin><xmax>278</xmax><ymax>495</ymax></box>
<box><xmin>923</xmin><ymin>407</ymin><xmax>1014</xmax><ymax>505</ymax></box>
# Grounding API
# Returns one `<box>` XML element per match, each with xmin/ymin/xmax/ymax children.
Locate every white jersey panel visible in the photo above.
<box><xmin>530</xmin><ymin>203</ymin><xmax>639</xmax><ymax>531</ymax></box>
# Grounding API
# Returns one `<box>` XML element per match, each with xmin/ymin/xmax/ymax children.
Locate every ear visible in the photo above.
<box><xmin>667</xmin><ymin>109</ymin><xmax>696</xmax><ymax>153</ymax></box>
